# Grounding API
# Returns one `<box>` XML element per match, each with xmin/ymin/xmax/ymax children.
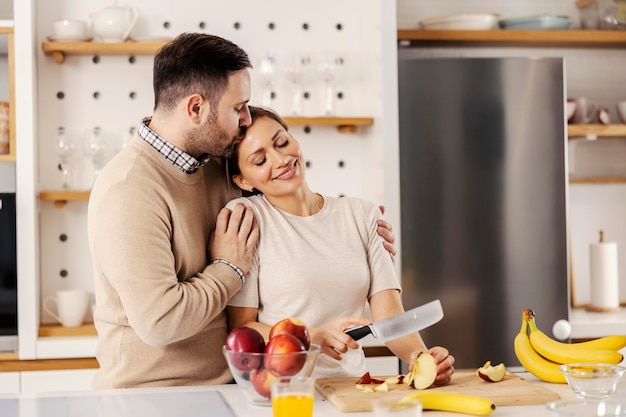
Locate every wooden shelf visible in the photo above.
<box><xmin>42</xmin><ymin>40</ymin><xmax>165</xmax><ymax>64</ymax></box>
<box><xmin>284</xmin><ymin>116</ymin><xmax>373</xmax><ymax>133</ymax></box>
<box><xmin>39</xmin><ymin>191</ymin><xmax>90</xmax><ymax>208</ymax></box>
<box><xmin>568</xmin><ymin>124</ymin><xmax>626</xmax><ymax>138</ymax></box>
<box><xmin>397</xmin><ymin>29</ymin><xmax>626</xmax><ymax>47</ymax></box>
<box><xmin>0</xmin><ymin>154</ymin><xmax>15</xmax><ymax>162</ymax></box>
<box><xmin>0</xmin><ymin>357</ymin><xmax>98</xmax><ymax>372</ymax></box>
<box><xmin>39</xmin><ymin>324</ymin><xmax>97</xmax><ymax>338</ymax></box>
<box><xmin>570</xmin><ymin>177</ymin><xmax>626</xmax><ymax>184</ymax></box>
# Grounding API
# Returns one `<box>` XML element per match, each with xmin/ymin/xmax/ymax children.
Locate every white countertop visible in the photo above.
<box><xmin>570</xmin><ymin>307</ymin><xmax>626</xmax><ymax>339</ymax></box>
<box><xmin>0</xmin><ymin>373</ymin><xmax>614</xmax><ymax>417</ymax></box>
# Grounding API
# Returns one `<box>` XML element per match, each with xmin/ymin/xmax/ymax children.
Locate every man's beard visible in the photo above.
<box><xmin>184</xmin><ymin>111</ymin><xmax>238</xmax><ymax>159</ymax></box>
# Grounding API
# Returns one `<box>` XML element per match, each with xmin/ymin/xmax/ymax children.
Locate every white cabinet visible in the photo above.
<box><xmin>20</xmin><ymin>369</ymin><xmax>96</xmax><ymax>393</ymax></box>
<box><xmin>0</xmin><ymin>372</ymin><xmax>19</xmax><ymax>393</ymax></box>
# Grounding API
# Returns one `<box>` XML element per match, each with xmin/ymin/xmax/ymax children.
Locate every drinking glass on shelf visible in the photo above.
<box><xmin>283</xmin><ymin>52</ymin><xmax>314</xmax><ymax>116</ymax></box>
<box><xmin>55</xmin><ymin>126</ymin><xmax>74</xmax><ymax>190</ymax></box>
<box><xmin>84</xmin><ymin>126</ymin><xmax>106</xmax><ymax>182</ymax></box>
<box><xmin>258</xmin><ymin>51</ymin><xmax>276</xmax><ymax>108</ymax></box>
<box><xmin>317</xmin><ymin>52</ymin><xmax>347</xmax><ymax>116</ymax></box>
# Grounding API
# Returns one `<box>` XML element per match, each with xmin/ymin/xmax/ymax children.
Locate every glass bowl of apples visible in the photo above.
<box><xmin>222</xmin><ymin>318</ymin><xmax>321</xmax><ymax>406</ymax></box>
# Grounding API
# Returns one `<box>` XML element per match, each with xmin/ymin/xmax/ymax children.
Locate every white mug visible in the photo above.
<box><xmin>572</xmin><ymin>97</ymin><xmax>596</xmax><ymax>124</ymax></box>
<box><xmin>44</xmin><ymin>289</ymin><xmax>90</xmax><ymax>327</ymax></box>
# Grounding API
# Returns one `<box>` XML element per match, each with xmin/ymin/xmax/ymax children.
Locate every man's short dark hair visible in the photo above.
<box><xmin>153</xmin><ymin>33</ymin><xmax>251</xmax><ymax>112</ymax></box>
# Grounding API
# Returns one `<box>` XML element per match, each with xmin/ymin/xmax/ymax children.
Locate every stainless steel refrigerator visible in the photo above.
<box><xmin>397</xmin><ymin>54</ymin><xmax>569</xmax><ymax>369</ymax></box>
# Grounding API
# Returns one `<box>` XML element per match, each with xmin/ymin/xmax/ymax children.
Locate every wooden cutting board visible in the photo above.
<box><xmin>315</xmin><ymin>371</ymin><xmax>560</xmax><ymax>412</ymax></box>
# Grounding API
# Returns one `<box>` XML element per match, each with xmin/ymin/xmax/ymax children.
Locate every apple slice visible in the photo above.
<box><xmin>355</xmin><ymin>384</ymin><xmax>375</xmax><ymax>393</ymax></box>
<box><xmin>407</xmin><ymin>352</ymin><xmax>437</xmax><ymax>390</ymax></box>
<box><xmin>374</xmin><ymin>382</ymin><xmax>390</xmax><ymax>392</ymax></box>
<box><xmin>477</xmin><ymin>361</ymin><xmax>506</xmax><ymax>382</ymax></box>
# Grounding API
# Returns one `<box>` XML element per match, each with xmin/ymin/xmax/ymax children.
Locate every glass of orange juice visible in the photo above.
<box><xmin>271</xmin><ymin>376</ymin><xmax>314</xmax><ymax>417</ymax></box>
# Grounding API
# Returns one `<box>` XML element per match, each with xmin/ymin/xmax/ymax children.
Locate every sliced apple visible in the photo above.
<box><xmin>407</xmin><ymin>352</ymin><xmax>437</xmax><ymax>390</ymax></box>
<box><xmin>384</xmin><ymin>375</ymin><xmax>404</xmax><ymax>385</ymax></box>
<box><xmin>477</xmin><ymin>361</ymin><xmax>506</xmax><ymax>382</ymax></box>
<box><xmin>374</xmin><ymin>382</ymin><xmax>389</xmax><ymax>392</ymax></box>
<box><xmin>355</xmin><ymin>384</ymin><xmax>375</xmax><ymax>393</ymax></box>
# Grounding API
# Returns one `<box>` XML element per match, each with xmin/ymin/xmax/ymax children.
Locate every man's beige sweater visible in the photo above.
<box><xmin>88</xmin><ymin>136</ymin><xmax>242</xmax><ymax>388</ymax></box>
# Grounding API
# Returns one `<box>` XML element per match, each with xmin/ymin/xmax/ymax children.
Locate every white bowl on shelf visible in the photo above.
<box><xmin>420</xmin><ymin>13</ymin><xmax>499</xmax><ymax>30</ymax></box>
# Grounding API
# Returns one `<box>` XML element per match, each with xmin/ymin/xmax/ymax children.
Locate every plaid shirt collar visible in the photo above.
<box><xmin>138</xmin><ymin>117</ymin><xmax>210</xmax><ymax>174</ymax></box>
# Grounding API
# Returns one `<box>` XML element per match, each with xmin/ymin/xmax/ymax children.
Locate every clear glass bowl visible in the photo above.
<box><xmin>222</xmin><ymin>344</ymin><xmax>320</xmax><ymax>406</ymax></box>
<box><xmin>559</xmin><ymin>363</ymin><xmax>626</xmax><ymax>400</ymax></box>
<box><xmin>547</xmin><ymin>399</ymin><xmax>626</xmax><ymax>416</ymax></box>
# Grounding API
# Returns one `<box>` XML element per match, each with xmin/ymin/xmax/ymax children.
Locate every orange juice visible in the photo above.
<box><xmin>272</xmin><ymin>393</ymin><xmax>314</xmax><ymax>417</ymax></box>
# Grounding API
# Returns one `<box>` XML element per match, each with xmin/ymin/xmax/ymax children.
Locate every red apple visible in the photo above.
<box><xmin>269</xmin><ymin>317</ymin><xmax>311</xmax><ymax>350</ymax></box>
<box><xmin>250</xmin><ymin>366</ymin><xmax>277</xmax><ymax>399</ymax></box>
<box><xmin>225</xmin><ymin>327</ymin><xmax>265</xmax><ymax>371</ymax></box>
<box><xmin>264</xmin><ymin>333</ymin><xmax>306</xmax><ymax>376</ymax></box>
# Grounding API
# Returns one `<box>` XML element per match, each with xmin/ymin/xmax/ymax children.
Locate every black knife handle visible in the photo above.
<box><xmin>345</xmin><ymin>325</ymin><xmax>372</xmax><ymax>341</ymax></box>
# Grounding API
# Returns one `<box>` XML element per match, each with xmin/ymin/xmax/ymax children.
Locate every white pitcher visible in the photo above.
<box><xmin>90</xmin><ymin>2</ymin><xmax>139</xmax><ymax>43</ymax></box>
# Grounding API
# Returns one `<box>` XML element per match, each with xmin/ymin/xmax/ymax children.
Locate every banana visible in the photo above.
<box><xmin>398</xmin><ymin>391</ymin><xmax>495</xmax><ymax>416</ymax></box>
<box><xmin>527</xmin><ymin>312</ymin><xmax>623</xmax><ymax>365</ymax></box>
<box><xmin>514</xmin><ymin>316</ymin><xmax>566</xmax><ymax>383</ymax></box>
<box><xmin>575</xmin><ymin>335</ymin><xmax>626</xmax><ymax>352</ymax></box>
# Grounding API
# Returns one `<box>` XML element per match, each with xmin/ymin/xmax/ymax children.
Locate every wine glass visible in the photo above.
<box><xmin>84</xmin><ymin>126</ymin><xmax>106</xmax><ymax>182</ymax></box>
<box><xmin>317</xmin><ymin>53</ymin><xmax>346</xmax><ymax>116</ymax></box>
<box><xmin>258</xmin><ymin>51</ymin><xmax>276</xmax><ymax>108</ymax></box>
<box><xmin>55</xmin><ymin>126</ymin><xmax>74</xmax><ymax>190</ymax></box>
<box><xmin>283</xmin><ymin>52</ymin><xmax>314</xmax><ymax>116</ymax></box>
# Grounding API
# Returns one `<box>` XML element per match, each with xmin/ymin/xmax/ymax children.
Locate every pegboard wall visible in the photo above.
<box><xmin>35</xmin><ymin>0</ymin><xmax>394</xmax><ymax>323</ymax></box>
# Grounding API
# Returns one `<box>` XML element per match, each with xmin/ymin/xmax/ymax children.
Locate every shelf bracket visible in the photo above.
<box><xmin>337</xmin><ymin>125</ymin><xmax>358</xmax><ymax>134</ymax></box>
<box><xmin>52</xmin><ymin>51</ymin><xmax>66</xmax><ymax>64</ymax></box>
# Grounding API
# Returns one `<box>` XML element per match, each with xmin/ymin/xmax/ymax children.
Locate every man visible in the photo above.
<box><xmin>88</xmin><ymin>32</ymin><xmax>395</xmax><ymax>389</ymax></box>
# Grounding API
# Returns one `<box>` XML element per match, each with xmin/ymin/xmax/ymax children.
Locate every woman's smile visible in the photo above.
<box><xmin>273</xmin><ymin>159</ymin><xmax>297</xmax><ymax>181</ymax></box>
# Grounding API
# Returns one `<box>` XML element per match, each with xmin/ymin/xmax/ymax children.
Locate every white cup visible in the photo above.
<box><xmin>572</xmin><ymin>97</ymin><xmax>596</xmax><ymax>124</ymax></box>
<box><xmin>52</xmin><ymin>19</ymin><xmax>88</xmax><ymax>40</ymax></box>
<box><xmin>44</xmin><ymin>289</ymin><xmax>90</xmax><ymax>327</ymax></box>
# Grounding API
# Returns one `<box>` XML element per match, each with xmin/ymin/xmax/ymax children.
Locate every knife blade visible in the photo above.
<box><xmin>345</xmin><ymin>299</ymin><xmax>444</xmax><ymax>342</ymax></box>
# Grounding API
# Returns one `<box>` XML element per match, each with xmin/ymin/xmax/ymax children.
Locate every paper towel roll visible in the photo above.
<box><xmin>587</xmin><ymin>231</ymin><xmax>620</xmax><ymax>312</ymax></box>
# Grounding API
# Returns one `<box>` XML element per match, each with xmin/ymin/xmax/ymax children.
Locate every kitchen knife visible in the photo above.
<box><xmin>345</xmin><ymin>299</ymin><xmax>444</xmax><ymax>342</ymax></box>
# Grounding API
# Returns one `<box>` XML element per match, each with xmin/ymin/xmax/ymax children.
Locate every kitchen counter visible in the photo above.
<box><xmin>570</xmin><ymin>307</ymin><xmax>626</xmax><ymax>339</ymax></box>
<box><xmin>0</xmin><ymin>373</ymin><xmax>604</xmax><ymax>417</ymax></box>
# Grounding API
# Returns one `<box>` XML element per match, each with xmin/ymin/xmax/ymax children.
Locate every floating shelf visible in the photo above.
<box><xmin>284</xmin><ymin>116</ymin><xmax>374</xmax><ymax>133</ymax></box>
<box><xmin>397</xmin><ymin>29</ymin><xmax>626</xmax><ymax>47</ymax></box>
<box><xmin>41</xmin><ymin>40</ymin><xmax>165</xmax><ymax>64</ymax></box>
<box><xmin>39</xmin><ymin>324</ymin><xmax>97</xmax><ymax>338</ymax></box>
<box><xmin>39</xmin><ymin>191</ymin><xmax>91</xmax><ymax>208</ymax></box>
<box><xmin>568</xmin><ymin>124</ymin><xmax>626</xmax><ymax>138</ymax></box>
<box><xmin>569</xmin><ymin>178</ymin><xmax>626</xmax><ymax>184</ymax></box>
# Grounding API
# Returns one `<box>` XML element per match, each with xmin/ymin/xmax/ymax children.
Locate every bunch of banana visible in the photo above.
<box><xmin>514</xmin><ymin>308</ymin><xmax>626</xmax><ymax>384</ymax></box>
<box><xmin>398</xmin><ymin>391</ymin><xmax>495</xmax><ymax>416</ymax></box>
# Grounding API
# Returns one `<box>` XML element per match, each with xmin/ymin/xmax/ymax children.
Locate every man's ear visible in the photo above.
<box><xmin>232</xmin><ymin>174</ymin><xmax>252</xmax><ymax>192</ymax></box>
<box><xmin>186</xmin><ymin>94</ymin><xmax>206</xmax><ymax>123</ymax></box>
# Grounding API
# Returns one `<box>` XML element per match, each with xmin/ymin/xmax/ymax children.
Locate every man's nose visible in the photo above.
<box><xmin>240</xmin><ymin>105</ymin><xmax>252</xmax><ymax>127</ymax></box>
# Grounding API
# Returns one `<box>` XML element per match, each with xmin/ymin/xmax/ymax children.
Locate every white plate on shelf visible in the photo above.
<box><xmin>46</xmin><ymin>36</ymin><xmax>93</xmax><ymax>43</ymax></box>
<box><xmin>420</xmin><ymin>13</ymin><xmax>499</xmax><ymax>30</ymax></box>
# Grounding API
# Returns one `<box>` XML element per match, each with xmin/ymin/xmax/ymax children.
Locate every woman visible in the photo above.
<box><xmin>225</xmin><ymin>106</ymin><xmax>454</xmax><ymax>384</ymax></box>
